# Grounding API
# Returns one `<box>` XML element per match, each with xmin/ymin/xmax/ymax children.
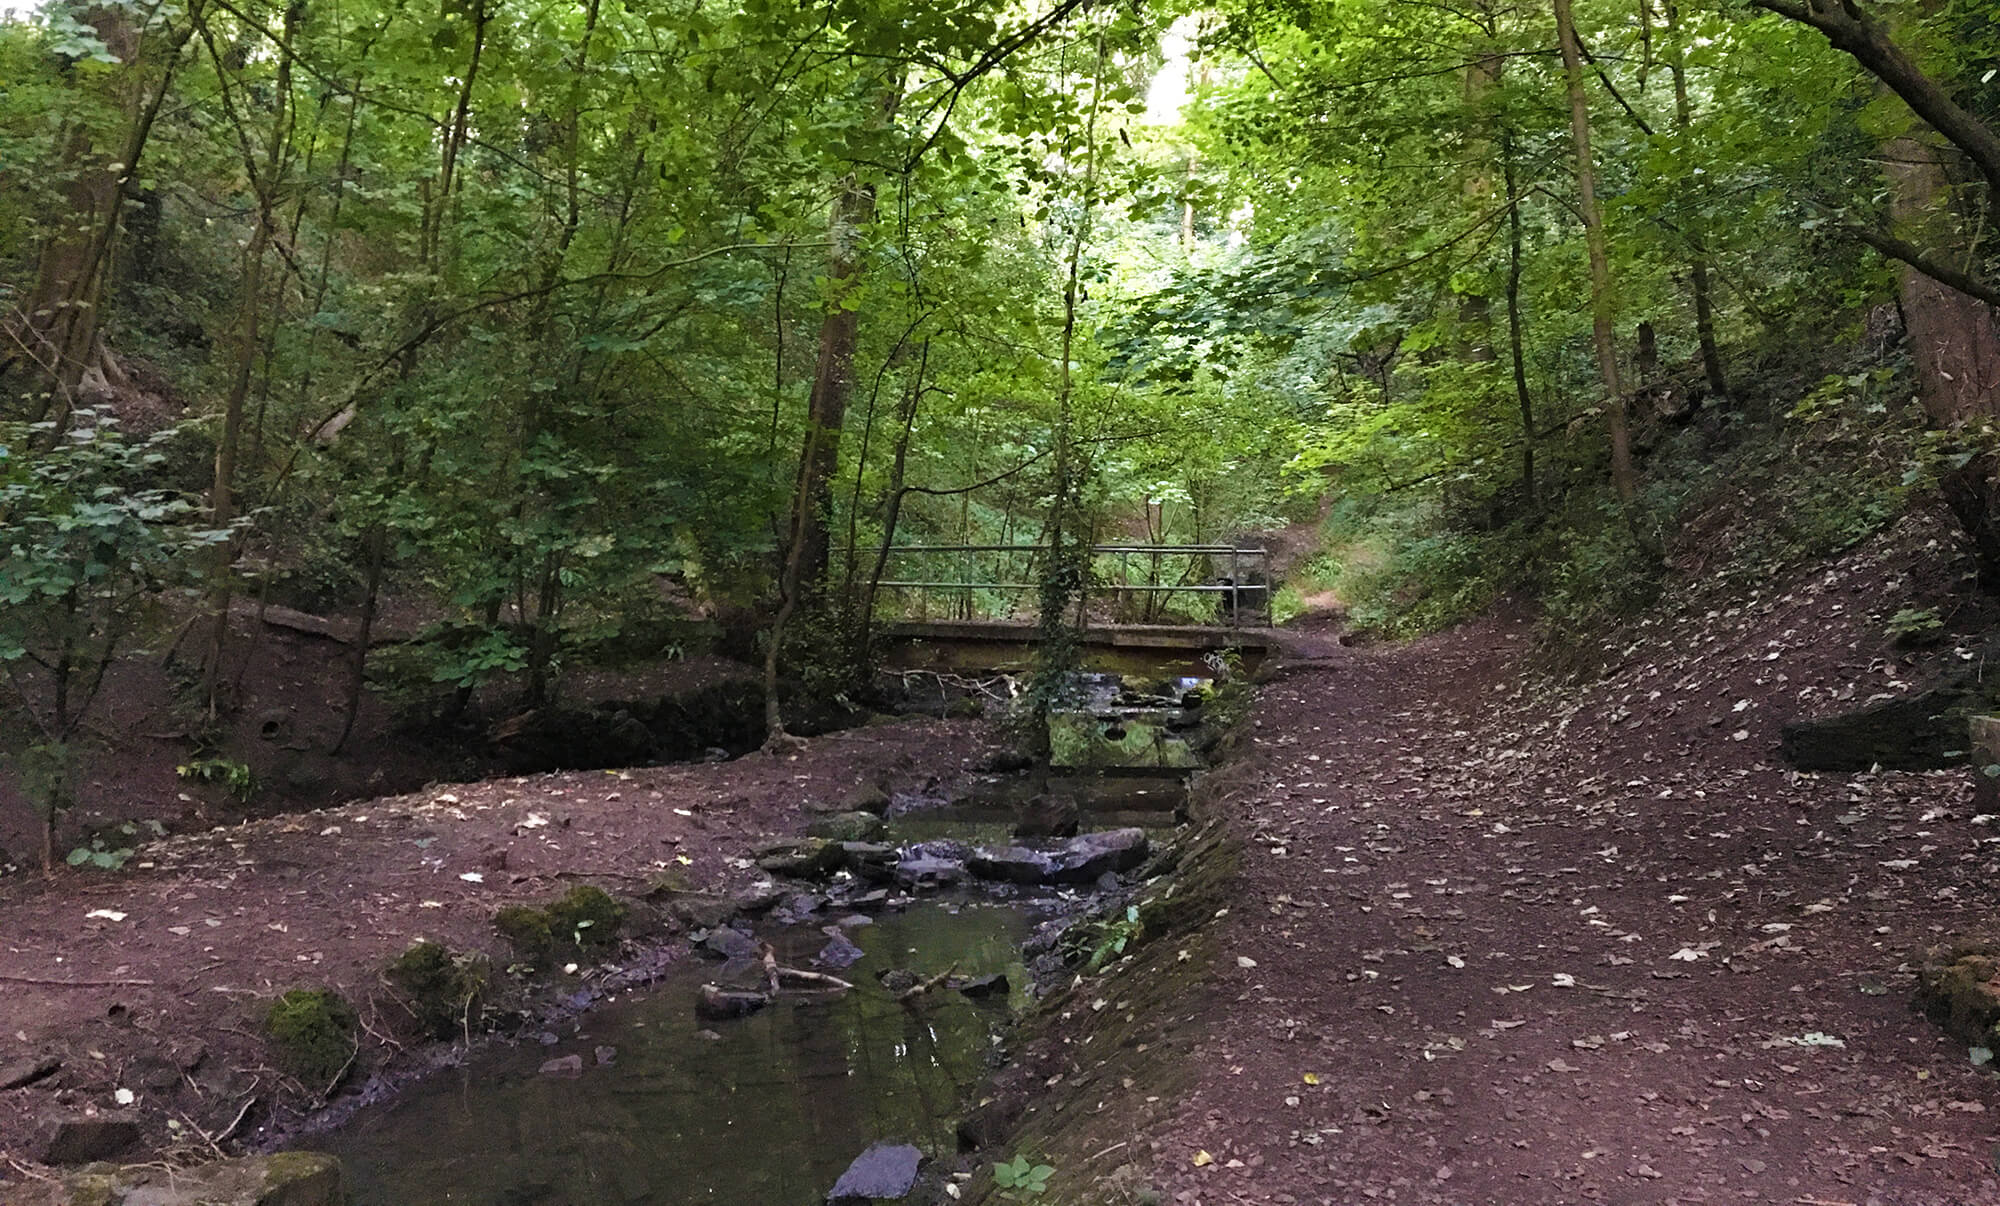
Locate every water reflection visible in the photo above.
<box><xmin>326</xmin><ymin>903</ymin><xmax>1032</xmax><ymax>1206</ymax></box>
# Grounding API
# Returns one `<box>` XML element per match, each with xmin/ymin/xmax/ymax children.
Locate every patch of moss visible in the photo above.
<box><xmin>496</xmin><ymin>885</ymin><xmax>628</xmax><ymax>967</ymax></box>
<box><xmin>546</xmin><ymin>884</ymin><xmax>627</xmax><ymax>952</ymax></box>
<box><xmin>385</xmin><ymin>940</ymin><xmax>488</xmax><ymax>1039</ymax></box>
<box><xmin>494</xmin><ymin>904</ymin><xmax>555</xmax><ymax>965</ymax></box>
<box><xmin>265</xmin><ymin>988</ymin><xmax>358</xmax><ymax>1089</ymax></box>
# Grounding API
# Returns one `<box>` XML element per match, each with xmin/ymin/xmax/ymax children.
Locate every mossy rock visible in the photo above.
<box><xmin>384</xmin><ymin>940</ymin><xmax>487</xmax><ymax>1039</ymax></box>
<box><xmin>805</xmin><ymin>811</ymin><xmax>887</xmax><ymax>842</ymax></box>
<box><xmin>545</xmin><ymin>884</ymin><xmax>627</xmax><ymax>952</ymax></box>
<box><xmin>12</xmin><ymin>1153</ymin><xmax>347</xmax><ymax>1206</ymax></box>
<box><xmin>494</xmin><ymin>904</ymin><xmax>555</xmax><ymax>964</ymax></box>
<box><xmin>755</xmin><ymin>837</ymin><xmax>845</xmax><ymax>878</ymax></box>
<box><xmin>265</xmin><ymin>989</ymin><xmax>358</xmax><ymax>1089</ymax></box>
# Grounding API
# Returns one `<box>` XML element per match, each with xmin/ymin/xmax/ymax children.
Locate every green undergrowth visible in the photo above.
<box><xmin>1304</xmin><ymin>354</ymin><xmax>1930</xmax><ymax>649</ymax></box>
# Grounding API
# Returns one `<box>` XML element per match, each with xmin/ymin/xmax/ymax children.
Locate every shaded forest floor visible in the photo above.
<box><xmin>1088</xmin><ymin>509</ymin><xmax>2000</xmax><ymax>1205</ymax></box>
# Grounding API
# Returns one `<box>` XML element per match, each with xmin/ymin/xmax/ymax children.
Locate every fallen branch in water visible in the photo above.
<box><xmin>897</xmin><ymin>963</ymin><xmax>959</xmax><ymax>1005</ymax></box>
<box><xmin>776</xmin><ymin>966</ymin><xmax>855</xmax><ymax>991</ymax></box>
<box><xmin>759</xmin><ymin>943</ymin><xmax>854</xmax><ymax>993</ymax></box>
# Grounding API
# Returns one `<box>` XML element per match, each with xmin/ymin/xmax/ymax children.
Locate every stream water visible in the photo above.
<box><xmin>325</xmin><ymin>901</ymin><xmax>1035</xmax><ymax>1206</ymax></box>
<box><xmin>321</xmin><ymin>684</ymin><xmax>1204</xmax><ymax>1205</ymax></box>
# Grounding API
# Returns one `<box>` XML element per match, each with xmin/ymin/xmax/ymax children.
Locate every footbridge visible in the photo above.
<box><xmin>869</xmin><ymin>543</ymin><xmax>1276</xmax><ymax>675</ymax></box>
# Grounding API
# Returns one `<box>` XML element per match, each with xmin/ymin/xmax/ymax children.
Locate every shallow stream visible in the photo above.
<box><xmin>323</xmin><ymin>701</ymin><xmax>1198</xmax><ymax>1205</ymax></box>
<box><xmin>325</xmin><ymin>901</ymin><xmax>1034</xmax><ymax>1205</ymax></box>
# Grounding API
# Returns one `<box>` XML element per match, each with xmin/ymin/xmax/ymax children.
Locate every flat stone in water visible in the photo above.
<box><xmin>701</xmin><ymin>925</ymin><xmax>761</xmax><ymax>961</ymax></box>
<box><xmin>967</xmin><ymin>847</ymin><xmax>1055</xmax><ymax>885</ymax></box>
<box><xmin>17</xmin><ymin>1153</ymin><xmax>346</xmax><ymax>1206</ymax></box>
<box><xmin>895</xmin><ymin>857</ymin><xmax>965</xmax><ymax>888</ymax></box>
<box><xmin>826</xmin><ymin>1142</ymin><xmax>923</xmax><ymax>1203</ymax></box>
<box><xmin>816</xmin><ymin>931</ymin><xmax>867</xmax><ymax>969</ymax></box>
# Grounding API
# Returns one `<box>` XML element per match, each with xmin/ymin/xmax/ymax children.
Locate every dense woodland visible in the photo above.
<box><xmin>4</xmin><ymin>0</ymin><xmax>2000</xmax><ymax>867</ymax></box>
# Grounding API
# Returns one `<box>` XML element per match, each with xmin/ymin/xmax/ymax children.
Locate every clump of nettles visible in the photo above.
<box><xmin>384</xmin><ymin>940</ymin><xmax>488</xmax><ymax>1039</ymax></box>
<box><xmin>493</xmin><ymin>885</ymin><xmax>627</xmax><ymax>966</ymax></box>
<box><xmin>265</xmin><ymin>988</ymin><xmax>358</xmax><ymax>1089</ymax></box>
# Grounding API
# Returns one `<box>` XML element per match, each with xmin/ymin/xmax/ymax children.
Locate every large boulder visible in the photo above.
<box><xmin>1915</xmin><ymin>940</ymin><xmax>2000</xmax><ymax>1047</ymax></box>
<box><xmin>1013</xmin><ymin>793</ymin><xmax>1080</xmax><ymax>838</ymax></box>
<box><xmin>894</xmin><ymin>857</ymin><xmax>965</xmax><ymax>889</ymax></box>
<box><xmin>755</xmin><ymin>838</ymin><xmax>844</xmax><ymax>879</ymax></box>
<box><xmin>1780</xmin><ymin>653</ymin><xmax>1999</xmax><ymax>771</ymax></box>
<box><xmin>695</xmin><ymin>985</ymin><xmax>769</xmax><ymax>1022</ymax></box>
<box><xmin>698</xmin><ymin>925</ymin><xmax>760</xmax><ymax>961</ymax></box>
<box><xmin>837</xmin><ymin>842</ymin><xmax>899</xmax><ymax>883</ymax></box>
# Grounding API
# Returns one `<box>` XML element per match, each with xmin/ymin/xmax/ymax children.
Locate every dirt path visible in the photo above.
<box><xmin>1136</xmin><ymin>546</ymin><xmax>2000</xmax><ymax>1203</ymax></box>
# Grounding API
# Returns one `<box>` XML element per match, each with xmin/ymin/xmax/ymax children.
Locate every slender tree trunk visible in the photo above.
<box><xmin>1502</xmin><ymin>138</ymin><xmax>1536</xmax><ymax>508</ymax></box>
<box><xmin>1555</xmin><ymin>0</ymin><xmax>1637</xmax><ymax>506</ymax></box>
<box><xmin>852</xmin><ymin>349</ymin><xmax>931</xmax><ymax>677</ymax></box>
<box><xmin>1664</xmin><ymin>0</ymin><xmax>1728</xmax><ymax>400</ymax></box>
<box><xmin>1457</xmin><ymin>31</ymin><xmax>1503</xmax><ymax>364</ymax></box>
<box><xmin>335</xmin><ymin>522</ymin><xmax>388</xmax><ymax>752</ymax></box>
<box><xmin>198</xmin><ymin>2</ymin><xmax>296</xmax><ymax>716</ymax></box>
<box><xmin>765</xmin><ymin>89</ymin><xmax>899</xmax><ymax>743</ymax></box>
<box><xmin>789</xmin><ymin>178</ymin><xmax>876</xmax><ymax>598</ymax></box>
<box><xmin>1030</xmin><ymin>38</ymin><xmax>1107</xmax><ymax>744</ymax></box>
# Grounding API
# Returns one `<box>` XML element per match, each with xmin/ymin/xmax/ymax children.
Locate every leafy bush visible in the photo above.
<box><xmin>176</xmin><ymin>756</ymin><xmax>257</xmax><ymax>803</ymax></box>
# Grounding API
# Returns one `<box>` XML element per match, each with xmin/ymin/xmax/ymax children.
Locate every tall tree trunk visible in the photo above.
<box><xmin>199</xmin><ymin>2</ymin><xmax>296</xmax><ymax>715</ymax></box>
<box><xmin>765</xmin><ymin>88</ymin><xmax>898</xmax><ymax>743</ymax></box>
<box><xmin>1554</xmin><ymin>0</ymin><xmax>1638</xmax><ymax>506</ymax></box>
<box><xmin>1029</xmin><ymin>37</ymin><xmax>1107</xmax><ymax>747</ymax></box>
<box><xmin>1886</xmin><ymin>132</ymin><xmax>2000</xmax><ymax>577</ymax></box>
<box><xmin>1664</xmin><ymin>0</ymin><xmax>1728</xmax><ymax>401</ymax></box>
<box><xmin>1456</xmin><ymin>27</ymin><xmax>1503</xmax><ymax>364</ymax></box>
<box><xmin>334</xmin><ymin>523</ymin><xmax>388</xmax><ymax>753</ymax></box>
<box><xmin>789</xmin><ymin>177</ymin><xmax>877</xmax><ymax>598</ymax></box>
<box><xmin>1502</xmin><ymin>137</ymin><xmax>1536</xmax><ymax>508</ymax></box>
<box><xmin>1888</xmin><ymin>140</ymin><xmax>2000</xmax><ymax>425</ymax></box>
<box><xmin>764</xmin><ymin>184</ymin><xmax>870</xmax><ymax>741</ymax></box>
<box><xmin>853</xmin><ymin>343</ymin><xmax>931</xmax><ymax>678</ymax></box>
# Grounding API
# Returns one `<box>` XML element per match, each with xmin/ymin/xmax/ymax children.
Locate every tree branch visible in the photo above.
<box><xmin>1842</xmin><ymin>223</ymin><xmax>2000</xmax><ymax>306</ymax></box>
<box><xmin>1752</xmin><ymin>0</ymin><xmax>2000</xmax><ymax>199</ymax></box>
